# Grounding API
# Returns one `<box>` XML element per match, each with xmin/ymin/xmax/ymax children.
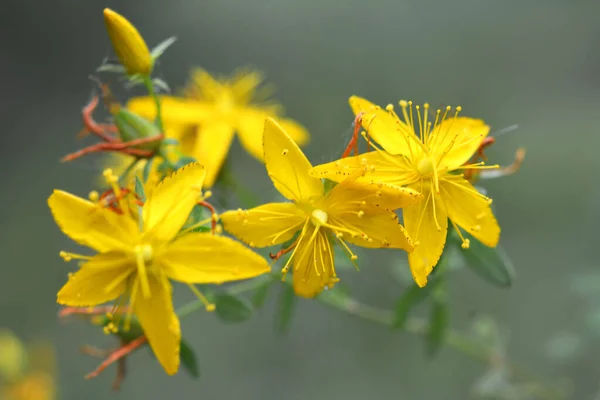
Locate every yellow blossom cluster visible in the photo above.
<box><xmin>49</xmin><ymin>8</ymin><xmax>518</xmax><ymax>380</ymax></box>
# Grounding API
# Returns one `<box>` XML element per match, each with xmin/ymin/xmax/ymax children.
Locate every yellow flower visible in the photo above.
<box><xmin>126</xmin><ymin>68</ymin><xmax>310</xmax><ymax>188</ymax></box>
<box><xmin>48</xmin><ymin>163</ymin><xmax>270</xmax><ymax>375</ymax></box>
<box><xmin>310</xmin><ymin>96</ymin><xmax>501</xmax><ymax>287</ymax></box>
<box><xmin>103</xmin><ymin>8</ymin><xmax>152</xmax><ymax>76</ymax></box>
<box><xmin>220</xmin><ymin>118</ymin><xmax>420</xmax><ymax>298</ymax></box>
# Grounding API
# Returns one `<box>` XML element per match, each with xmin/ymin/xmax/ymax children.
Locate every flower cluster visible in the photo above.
<box><xmin>50</xmin><ymin>8</ymin><xmax>524</xmax><ymax>387</ymax></box>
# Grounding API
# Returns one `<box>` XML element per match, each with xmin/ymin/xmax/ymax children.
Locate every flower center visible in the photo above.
<box><xmin>417</xmin><ymin>157</ymin><xmax>435</xmax><ymax>177</ymax></box>
<box><xmin>310</xmin><ymin>209</ymin><xmax>328</xmax><ymax>227</ymax></box>
<box><xmin>134</xmin><ymin>244</ymin><xmax>153</xmax><ymax>263</ymax></box>
<box><xmin>216</xmin><ymin>91</ymin><xmax>236</xmax><ymax>115</ymax></box>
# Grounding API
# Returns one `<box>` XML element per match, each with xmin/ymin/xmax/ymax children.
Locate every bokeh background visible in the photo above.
<box><xmin>2</xmin><ymin>0</ymin><xmax>599</xmax><ymax>399</ymax></box>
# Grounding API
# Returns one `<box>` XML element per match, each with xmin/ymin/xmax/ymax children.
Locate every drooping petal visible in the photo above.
<box><xmin>310</xmin><ymin>150</ymin><xmax>418</xmax><ymax>187</ymax></box>
<box><xmin>190</xmin><ymin>122</ymin><xmax>235</xmax><ymax>188</ymax></box>
<box><xmin>263</xmin><ymin>117</ymin><xmax>323</xmax><ymax>201</ymax></box>
<box><xmin>329</xmin><ymin>211</ymin><xmax>414</xmax><ymax>251</ymax></box>
<box><xmin>132</xmin><ymin>274</ymin><xmax>180</xmax><ymax>375</ymax></box>
<box><xmin>48</xmin><ymin>190</ymin><xmax>138</xmax><ymax>252</ymax></box>
<box><xmin>349</xmin><ymin>96</ymin><xmax>416</xmax><ymax>156</ymax></box>
<box><xmin>428</xmin><ymin>117</ymin><xmax>490</xmax><ymax>170</ymax></box>
<box><xmin>236</xmin><ymin>109</ymin><xmax>309</xmax><ymax>161</ymax></box>
<box><xmin>142</xmin><ymin>163</ymin><xmax>205</xmax><ymax>244</ymax></box>
<box><xmin>220</xmin><ymin>203</ymin><xmax>306</xmax><ymax>248</ymax></box>
<box><xmin>159</xmin><ymin>234</ymin><xmax>271</xmax><ymax>284</ymax></box>
<box><xmin>403</xmin><ymin>186</ymin><xmax>448</xmax><ymax>287</ymax></box>
<box><xmin>322</xmin><ymin>178</ymin><xmax>423</xmax><ymax>212</ymax></box>
<box><xmin>440</xmin><ymin>176</ymin><xmax>500</xmax><ymax>247</ymax></box>
<box><xmin>126</xmin><ymin>96</ymin><xmax>213</xmax><ymax>125</ymax></box>
<box><xmin>57</xmin><ymin>252</ymin><xmax>133</xmax><ymax>306</ymax></box>
<box><xmin>292</xmin><ymin>228</ymin><xmax>336</xmax><ymax>298</ymax></box>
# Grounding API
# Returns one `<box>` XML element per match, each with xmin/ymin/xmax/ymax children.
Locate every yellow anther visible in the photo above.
<box><xmin>385</xmin><ymin>104</ymin><xmax>394</xmax><ymax>111</ymax></box>
<box><xmin>102</xmin><ymin>168</ymin><xmax>113</xmax><ymax>178</ymax></box>
<box><xmin>59</xmin><ymin>251</ymin><xmax>71</xmax><ymax>262</ymax></box>
<box><xmin>461</xmin><ymin>239</ymin><xmax>470</xmax><ymax>249</ymax></box>
<box><xmin>205</xmin><ymin>304</ymin><xmax>216</xmax><ymax>312</ymax></box>
<box><xmin>456</xmin><ymin>106</ymin><xmax>462</xmax><ymax>112</ymax></box>
<box><xmin>351</xmin><ymin>255</ymin><xmax>358</xmax><ymax>261</ymax></box>
<box><xmin>203</xmin><ymin>190</ymin><xmax>213</xmax><ymax>199</ymax></box>
<box><xmin>357</xmin><ymin>211</ymin><xmax>364</xmax><ymax>218</ymax></box>
<box><xmin>336</xmin><ymin>232</ymin><xmax>344</xmax><ymax>238</ymax></box>
<box><xmin>215</xmin><ymin>224</ymin><xmax>223</xmax><ymax>234</ymax></box>
<box><xmin>88</xmin><ymin>191</ymin><xmax>99</xmax><ymax>202</ymax></box>
<box><xmin>399</xmin><ymin>100</ymin><xmax>408</xmax><ymax>107</ymax></box>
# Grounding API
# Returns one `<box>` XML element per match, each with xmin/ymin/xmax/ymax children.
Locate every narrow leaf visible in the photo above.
<box><xmin>151</xmin><ymin>36</ymin><xmax>177</xmax><ymax>59</ymax></box>
<box><xmin>252</xmin><ymin>278</ymin><xmax>272</xmax><ymax>309</ymax></box>
<box><xmin>276</xmin><ymin>285</ymin><xmax>296</xmax><ymax>334</ymax></box>
<box><xmin>462</xmin><ymin>233</ymin><xmax>515</xmax><ymax>287</ymax></box>
<box><xmin>96</xmin><ymin>63</ymin><xmax>126</xmax><ymax>74</ymax></box>
<box><xmin>214</xmin><ymin>294</ymin><xmax>253</xmax><ymax>323</ymax></box>
<box><xmin>152</xmin><ymin>78</ymin><xmax>171</xmax><ymax>93</ymax></box>
<box><xmin>180</xmin><ymin>339</ymin><xmax>200</xmax><ymax>378</ymax></box>
<box><xmin>427</xmin><ymin>300</ymin><xmax>449</xmax><ymax>357</ymax></box>
<box><xmin>392</xmin><ymin>279</ymin><xmax>441</xmax><ymax>329</ymax></box>
<box><xmin>134</xmin><ymin>175</ymin><xmax>146</xmax><ymax>202</ymax></box>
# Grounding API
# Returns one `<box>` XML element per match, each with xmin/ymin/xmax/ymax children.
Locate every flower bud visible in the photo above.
<box><xmin>103</xmin><ymin>8</ymin><xmax>152</xmax><ymax>76</ymax></box>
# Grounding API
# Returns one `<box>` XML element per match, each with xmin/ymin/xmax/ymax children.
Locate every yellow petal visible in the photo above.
<box><xmin>103</xmin><ymin>9</ymin><xmax>151</xmax><ymax>75</ymax></box>
<box><xmin>48</xmin><ymin>190</ymin><xmax>138</xmax><ymax>252</ymax></box>
<box><xmin>192</xmin><ymin>123</ymin><xmax>235</xmax><ymax>188</ymax></box>
<box><xmin>220</xmin><ymin>203</ymin><xmax>306</xmax><ymax>247</ymax></box>
<box><xmin>440</xmin><ymin>177</ymin><xmax>500</xmax><ymax>247</ymax></box>
<box><xmin>429</xmin><ymin>117</ymin><xmax>490</xmax><ymax>170</ymax></box>
<box><xmin>310</xmin><ymin>150</ymin><xmax>418</xmax><ymax>187</ymax></box>
<box><xmin>237</xmin><ymin>109</ymin><xmax>310</xmax><ymax>161</ymax></box>
<box><xmin>403</xmin><ymin>186</ymin><xmax>448</xmax><ymax>287</ymax></box>
<box><xmin>126</xmin><ymin>96</ymin><xmax>213</xmax><ymax>125</ymax></box>
<box><xmin>329</xmin><ymin>211</ymin><xmax>414</xmax><ymax>251</ymax></box>
<box><xmin>292</xmin><ymin>229</ymin><xmax>336</xmax><ymax>298</ymax></box>
<box><xmin>323</xmin><ymin>178</ymin><xmax>423</xmax><ymax>212</ymax></box>
<box><xmin>57</xmin><ymin>252</ymin><xmax>133</xmax><ymax>306</ymax></box>
<box><xmin>142</xmin><ymin>163</ymin><xmax>205</xmax><ymax>243</ymax></box>
<box><xmin>159</xmin><ymin>234</ymin><xmax>271</xmax><ymax>284</ymax></box>
<box><xmin>263</xmin><ymin>117</ymin><xmax>323</xmax><ymax>201</ymax></box>
<box><xmin>132</xmin><ymin>274</ymin><xmax>180</xmax><ymax>375</ymax></box>
<box><xmin>349</xmin><ymin>96</ymin><xmax>414</xmax><ymax>155</ymax></box>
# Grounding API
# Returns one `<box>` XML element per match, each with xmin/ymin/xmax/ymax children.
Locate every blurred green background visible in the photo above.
<box><xmin>2</xmin><ymin>0</ymin><xmax>599</xmax><ymax>398</ymax></box>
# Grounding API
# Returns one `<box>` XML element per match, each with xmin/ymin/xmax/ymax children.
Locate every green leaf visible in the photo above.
<box><xmin>152</xmin><ymin>78</ymin><xmax>171</xmax><ymax>93</ymax></box>
<box><xmin>392</xmin><ymin>279</ymin><xmax>441</xmax><ymax>329</ymax></box>
<box><xmin>461</xmin><ymin>233</ymin><xmax>515</xmax><ymax>287</ymax></box>
<box><xmin>134</xmin><ymin>175</ymin><xmax>146</xmax><ymax>203</ymax></box>
<box><xmin>275</xmin><ymin>285</ymin><xmax>296</xmax><ymax>334</ymax></box>
<box><xmin>427</xmin><ymin>299</ymin><xmax>449</xmax><ymax>357</ymax></box>
<box><xmin>96</xmin><ymin>62</ymin><xmax>126</xmax><ymax>74</ymax></box>
<box><xmin>142</xmin><ymin>158</ymin><xmax>154</xmax><ymax>183</ymax></box>
<box><xmin>214</xmin><ymin>294</ymin><xmax>253</xmax><ymax>323</ymax></box>
<box><xmin>180</xmin><ymin>339</ymin><xmax>200</xmax><ymax>378</ymax></box>
<box><xmin>251</xmin><ymin>278</ymin><xmax>273</xmax><ymax>309</ymax></box>
<box><xmin>323</xmin><ymin>179</ymin><xmax>338</xmax><ymax>193</ymax></box>
<box><xmin>151</xmin><ymin>36</ymin><xmax>177</xmax><ymax>60</ymax></box>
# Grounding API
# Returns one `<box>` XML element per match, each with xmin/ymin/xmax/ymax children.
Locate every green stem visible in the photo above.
<box><xmin>175</xmin><ymin>277</ymin><xmax>565</xmax><ymax>400</ymax></box>
<box><xmin>143</xmin><ymin>77</ymin><xmax>163</xmax><ymax>133</ymax></box>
